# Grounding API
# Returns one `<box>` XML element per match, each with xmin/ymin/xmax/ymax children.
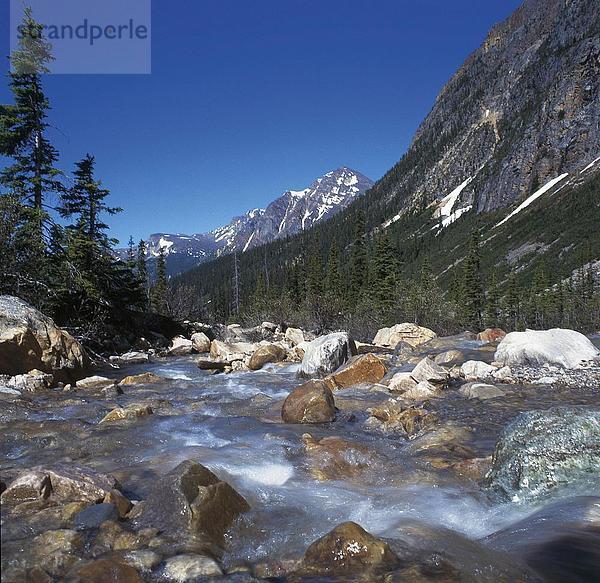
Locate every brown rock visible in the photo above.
<box><xmin>281</xmin><ymin>380</ymin><xmax>336</xmax><ymax>424</ymax></box>
<box><xmin>118</xmin><ymin>373</ymin><xmax>165</xmax><ymax>386</ymax></box>
<box><xmin>129</xmin><ymin>460</ymin><xmax>249</xmax><ymax>548</ymax></box>
<box><xmin>325</xmin><ymin>353</ymin><xmax>387</xmax><ymax>389</ymax></box>
<box><xmin>196</xmin><ymin>358</ymin><xmax>228</xmax><ymax>371</ymax></box>
<box><xmin>248</xmin><ymin>344</ymin><xmax>287</xmax><ymax>370</ymax></box>
<box><xmin>68</xmin><ymin>558</ymin><xmax>143</xmax><ymax>583</ymax></box>
<box><xmin>99</xmin><ymin>404</ymin><xmax>153</xmax><ymax>424</ymax></box>
<box><xmin>365</xmin><ymin>400</ymin><xmax>437</xmax><ymax>437</ymax></box>
<box><xmin>477</xmin><ymin>328</ymin><xmax>507</xmax><ymax>343</ymax></box>
<box><xmin>104</xmin><ymin>489</ymin><xmax>133</xmax><ymax>518</ymax></box>
<box><xmin>300</xmin><ymin>521</ymin><xmax>398</xmax><ymax>576</ymax></box>
<box><xmin>33</xmin><ymin>529</ymin><xmax>84</xmax><ymax>577</ymax></box>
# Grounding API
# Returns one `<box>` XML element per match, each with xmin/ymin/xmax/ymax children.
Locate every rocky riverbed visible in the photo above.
<box><xmin>1</xmin><ymin>305</ymin><xmax>600</xmax><ymax>581</ymax></box>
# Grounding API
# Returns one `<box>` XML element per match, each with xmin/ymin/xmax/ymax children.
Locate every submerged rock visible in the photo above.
<box><xmin>67</xmin><ymin>557</ymin><xmax>143</xmax><ymax>582</ymax></box>
<box><xmin>486</xmin><ymin>407</ymin><xmax>600</xmax><ymax>502</ymax></box>
<box><xmin>281</xmin><ymin>380</ymin><xmax>336</xmax><ymax>424</ymax></box>
<box><xmin>373</xmin><ymin>323</ymin><xmax>436</xmax><ymax>349</ymax></box>
<box><xmin>129</xmin><ymin>460</ymin><xmax>249</xmax><ymax>548</ymax></box>
<box><xmin>300</xmin><ymin>332</ymin><xmax>356</xmax><ymax>377</ymax></box>
<box><xmin>324</xmin><ymin>353</ymin><xmax>387</xmax><ymax>389</ymax></box>
<box><xmin>162</xmin><ymin>553</ymin><xmax>223</xmax><ymax>580</ymax></box>
<box><xmin>299</xmin><ymin>521</ymin><xmax>398</xmax><ymax>576</ymax></box>
<box><xmin>0</xmin><ymin>295</ymin><xmax>89</xmax><ymax>380</ymax></box>
<box><xmin>365</xmin><ymin>400</ymin><xmax>437</xmax><ymax>438</ymax></box>
<box><xmin>495</xmin><ymin>328</ymin><xmax>599</xmax><ymax>369</ymax></box>
<box><xmin>99</xmin><ymin>404</ymin><xmax>154</xmax><ymax>424</ymax></box>
<box><xmin>248</xmin><ymin>343</ymin><xmax>287</xmax><ymax>370</ymax></box>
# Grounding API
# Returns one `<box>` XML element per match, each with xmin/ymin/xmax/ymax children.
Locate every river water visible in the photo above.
<box><xmin>1</xmin><ymin>338</ymin><xmax>599</xmax><ymax>581</ymax></box>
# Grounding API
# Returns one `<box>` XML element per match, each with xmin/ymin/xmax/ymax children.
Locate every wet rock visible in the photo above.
<box><xmin>450</xmin><ymin>456</ymin><xmax>493</xmax><ymax>481</ymax></box>
<box><xmin>365</xmin><ymin>400</ymin><xmax>437</xmax><ymax>438</ymax></box>
<box><xmin>300</xmin><ymin>332</ymin><xmax>357</xmax><ymax>377</ymax></box>
<box><xmin>122</xmin><ymin>550</ymin><xmax>162</xmax><ymax>573</ymax></box>
<box><xmin>410</xmin><ymin>357</ymin><xmax>448</xmax><ymax>384</ymax></box>
<box><xmin>115</xmin><ymin>351</ymin><xmax>150</xmax><ymax>364</ymax></box>
<box><xmin>76</xmin><ymin>375</ymin><xmax>116</xmax><ymax>390</ymax></box>
<box><xmin>486</xmin><ymin>407</ymin><xmax>600</xmax><ymax>502</ymax></box>
<box><xmin>460</xmin><ymin>360</ymin><xmax>495</xmax><ymax>381</ymax></box>
<box><xmin>388</xmin><ymin>371</ymin><xmax>418</xmax><ymax>393</ymax></box>
<box><xmin>129</xmin><ymin>460</ymin><xmax>249</xmax><ymax>548</ymax></box>
<box><xmin>1</xmin><ymin>465</ymin><xmax>119</xmax><ymax>505</ymax></box>
<box><xmin>99</xmin><ymin>404</ymin><xmax>154</xmax><ymax>424</ymax></box>
<box><xmin>495</xmin><ymin>328</ymin><xmax>599</xmax><ymax>369</ymax></box>
<box><xmin>67</xmin><ymin>558</ymin><xmax>143</xmax><ymax>582</ymax></box>
<box><xmin>477</xmin><ymin>328</ymin><xmax>507</xmax><ymax>343</ymax></box>
<box><xmin>33</xmin><ymin>529</ymin><xmax>84</xmax><ymax>577</ymax></box>
<box><xmin>285</xmin><ymin>327</ymin><xmax>305</xmax><ymax>346</ymax></box>
<box><xmin>162</xmin><ymin>553</ymin><xmax>223</xmax><ymax>580</ymax></box>
<box><xmin>459</xmin><ymin>382</ymin><xmax>506</xmax><ymax>400</ymax></box>
<box><xmin>8</xmin><ymin>369</ymin><xmax>54</xmax><ymax>392</ymax></box>
<box><xmin>73</xmin><ymin>503</ymin><xmax>118</xmax><ymax>530</ymax></box>
<box><xmin>0</xmin><ymin>295</ymin><xmax>89</xmax><ymax>380</ymax></box>
<box><xmin>434</xmin><ymin>350</ymin><xmax>465</xmax><ymax>366</ymax></box>
<box><xmin>373</xmin><ymin>323</ymin><xmax>436</xmax><ymax>349</ymax></box>
<box><xmin>168</xmin><ymin>336</ymin><xmax>193</xmax><ymax>356</ymax></box>
<box><xmin>248</xmin><ymin>344</ymin><xmax>287</xmax><ymax>371</ymax></box>
<box><xmin>492</xmin><ymin>366</ymin><xmax>513</xmax><ymax>382</ymax></box>
<box><xmin>302</xmin><ymin>434</ymin><xmax>378</xmax><ymax>480</ymax></box>
<box><xmin>300</xmin><ymin>521</ymin><xmax>398</xmax><ymax>576</ymax></box>
<box><xmin>190</xmin><ymin>332</ymin><xmax>211</xmax><ymax>353</ymax></box>
<box><xmin>104</xmin><ymin>488</ymin><xmax>133</xmax><ymax>517</ymax></box>
<box><xmin>324</xmin><ymin>353</ymin><xmax>387</xmax><ymax>389</ymax></box>
<box><xmin>196</xmin><ymin>358</ymin><xmax>228</xmax><ymax>371</ymax></box>
<box><xmin>281</xmin><ymin>380</ymin><xmax>336</xmax><ymax>424</ymax></box>
<box><xmin>119</xmin><ymin>372</ymin><xmax>165</xmax><ymax>386</ymax></box>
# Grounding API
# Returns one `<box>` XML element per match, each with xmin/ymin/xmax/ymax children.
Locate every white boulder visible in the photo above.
<box><xmin>300</xmin><ymin>332</ymin><xmax>356</xmax><ymax>377</ymax></box>
<box><xmin>191</xmin><ymin>332</ymin><xmax>211</xmax><ymax>353</ymax></box>
<box><xmin>373</xmin><ymin>323</ymin><xmax>436</xmax><ymax>349</ymax></box>
<box><xmin>168</xmin><ymin>336</ymin><xmax>193</xmax><ymax>356</ymax></box>
<box><xmin>285</xmin><ymin>327</ymin><xmax>305</xmax><ymax>347</ymax></box>
<box><xmin>495</xmin><ymin>329</ymin><xmax>599</xmax><ymax>369</ymax></box>
<box><xmin>461</xmin><ymin>360</ymin><xmax>495</xmax><ymax>381</ymax></box>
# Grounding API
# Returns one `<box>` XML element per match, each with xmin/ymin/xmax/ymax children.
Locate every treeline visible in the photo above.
<box><xmin>0</xmin><ymin>11</ymin><xmax>164</xmax><ymax>343</ymax></box>
<box><xmin>173</xmin><ymin>204</ymin><xmax>600</xmax><ymax>339</ymax></box>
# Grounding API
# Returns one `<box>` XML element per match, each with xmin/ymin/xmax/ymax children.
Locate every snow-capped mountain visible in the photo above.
<box><xmin>129</xmin><ymin>167</ymin><xmax>373</xmax><ymax>275</ymax></box>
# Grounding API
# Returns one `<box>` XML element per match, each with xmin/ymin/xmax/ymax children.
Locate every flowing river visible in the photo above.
<box><xmin>1</xmin><ymin>336</ymin><xmax>599</xmax><ymax>581</ymax></box>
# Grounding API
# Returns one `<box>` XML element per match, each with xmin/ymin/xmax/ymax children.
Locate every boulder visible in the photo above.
<box><xmin>300</xmin><ymin>332</ymin><xmax>356</xmax><ymax>377</ymax></box>
<box><xmin>460</xmin><ymin>360</ymin><xmax>495</xmax><ymax>381</ymax></box>
<box><xmin>196</xmin><ymin>358</ymin><xmax>228</xmax><ymax>371</ymax></box>
<box><xmin>281</xmin><ymin>380</ymin><xmax>336</xmax><ymax>424</ymax></box>
<box><xmin>119</xmin><ymin>372</ymin><xmax>166</xmax><ymax>386</ymax></box>
<box><xmin>210</xmin><ymin>339</ymin><xmax>256</xmax><ymax>362</ymax></box>
<box><xmin>1</xmin><ymin>465</ymin><xmax>120</xmax><ymax>504</ymax></box>
<box><xmin>477</xmin><ymin>328</ymin><xmax>507</xmax><ymax>343</ymax></box>
<box><xmin>67</xmin><ymin>558</ymin><xmax>143</xmax><ymax>582</ymax></box>
<box><xmin>73</xmin><ymin>503</ymin><xmax>118</xmax><ymax>530</ymax></box>
<box><xmin>495</xmin><ymin>328</ymin><xmax>599</xmax><ymax>369</ymax></box>
<box><xmin>99</xmin><ymin>404</ymin><xmax>154</xmax><ymax>424</ymax></box>
<box><xmin>8</xmin><ymin>369</ymin><xmax>53</xmax><ymax>392</ymax></box>
<box><xmin>162</xmin><ymin>554</ymin><xmax>223</xmax><ymax>580</ymax></box>
<box><xmin>248</xmin><ymin>344</ymin><xmax>287</xmax><ymax>371</ymax></box>
<box><xmin>492</xmin><ymin>366</ymin><xmax>513</xmax><ymax>382</ymax></box>
<box><xmin>388</xmin><ymin>371</ymin><xmax>417</xmax><ymax>393</ymax></box>
<box><xmin>117</xmin><ymin>351</ymin><xmax>150</xmax><ymax>364</ymax></box>
<box><xmin>168</xmin><ymin>336</ymin><xmax>193</xmax><ymax>356</ymax></box>
<box><xmin>0</xmin><ymin>295</ymin><xmax>89</xmax><ymax>380</ymax></box>
<box><xmin>300</xmin><ymin>522</ymin><xmax>398</xmax><ymax>576</ymax></box>
<box><xmin>402</xmin><ymin>380</ymin><xmax>440</xmax><ymax>402</ymax></box>
<box><xmin>373</xmin><ymin>323</ymin><xmax>436</xmax><ymax>349</ymax></box>
<box><xmin>486</xmin><ymin>407</ymin><xmax>600</xmax><ymax>502</ymax></box>
<box><xmin>190</xmin><ymin>332</ymin><xmax>211</xmax><ymax>353</ymax></box>
<box><xmin>434</xmin><ymin>349</ymin><xmax>465</xmax><ymax>366</ymax></box>
<box><xmin>459</xmin><ymin>382</ymin><xmax>506</xmax><ymax>400</ymax></box>
<box><xmin>324</xmin><ymin>353</ymin><xmax>387</xmax><ymax>389</ymax></box>
<box><xmin>285</xmin><ymin>327</ymin><xmax>305</xmax><ymax>346</ymax></box>
<box><xmin>129</xmin><ymin>460</ymin><xmax>249</xmax><ymax>547</ymax></box>
<box><xmin>410</xmin><ymin>357</ymin><xmax>448</xmax><ymax>384</ymax></box>
<box><xmin>261</xmin><ymin>321</ymin><xmax>278</xmax><ymax>332</ymax></box>
<box><xmin>76</xmin><ymin>375</ymin><xmax>116</xmax><ymax>390</ymax></box>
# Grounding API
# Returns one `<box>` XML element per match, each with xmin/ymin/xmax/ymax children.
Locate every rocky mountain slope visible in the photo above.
<box><xmin>174</xmin><ymin>0</ymin><xmax>599</xmax><ymax>312</ymax></box>
<box><xmin>128</xmin><ymin>167</ymin><xmax>373</xmax><ymax>275</ymax></box>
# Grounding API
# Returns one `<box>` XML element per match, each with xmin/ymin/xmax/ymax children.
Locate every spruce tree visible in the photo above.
<box><xmin>461</xmin><ymin>229</ymin><xmax>484</xmax><ymax>330</ymax></box>
<box><xmin>349</xmin><ymin>210</ymin><xmax>367</xmax><ymax>305</ymax></box>
<box><xmin>151</xmin><ymin>246</ymin><xmax>168</xmax><ymax>314</ymax></box>
<box><xmin>484</xmin><ymin>269</ymin><xmax>500</xmax><ymax>328</ymax></box>
<box><xmin>325</xmin><ymin>240</ymin><xmax>342</xmax><ymax>305</ymax></box>
<box><xmin>370</xmin><ymin>231</ymin><xmax>399</xmax><ymax>319</ymax></box>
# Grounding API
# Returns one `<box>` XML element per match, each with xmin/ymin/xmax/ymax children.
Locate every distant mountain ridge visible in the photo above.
<box><xmin>123</xmin><ymin>167</ymin><xmax>373</xmax><ymax>275</ymax></box>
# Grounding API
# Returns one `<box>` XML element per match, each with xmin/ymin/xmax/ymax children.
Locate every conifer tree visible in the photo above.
<box><xmin>349</xmin><ymin>210</ymin><xmax>367</xmax><ymax>305</ymax></box>
<box><xmin>151</xmin><ymin>246</ymin><xmax>168</xmax><ymax>314</ymax></box>
<box><xmin>484</xmin><ymin>269</ymin><xmax>500</xmax><ymax>327</ymax></box>
<box><xmin>503</xmin><ymin>273</ymin><xmax>521</xmax><ymax>331</ymax></box>
<box><xmin>370</xmin><ymin>231</ymin><xmax>399</xmax><ymax>318</ymax></box>
<box><xmin>137</xmin><ymin>239</ymin><xmax>149</xmax><ymax>291</ymax></box>
<box><xmin>460</xmin><ymin>229</ymin><xmax>484</xmax><ymax>330</ymax></box>
<box><xmin>325</xmin><ymin>240</ymin><xmax>342</xmax><ymax>306</ymax></box>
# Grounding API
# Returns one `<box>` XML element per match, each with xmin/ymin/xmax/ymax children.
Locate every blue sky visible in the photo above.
<box><xmin>0</xmin><ymin>0</ymin><xmax>522</xmax><ymax>244</ymax></box>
